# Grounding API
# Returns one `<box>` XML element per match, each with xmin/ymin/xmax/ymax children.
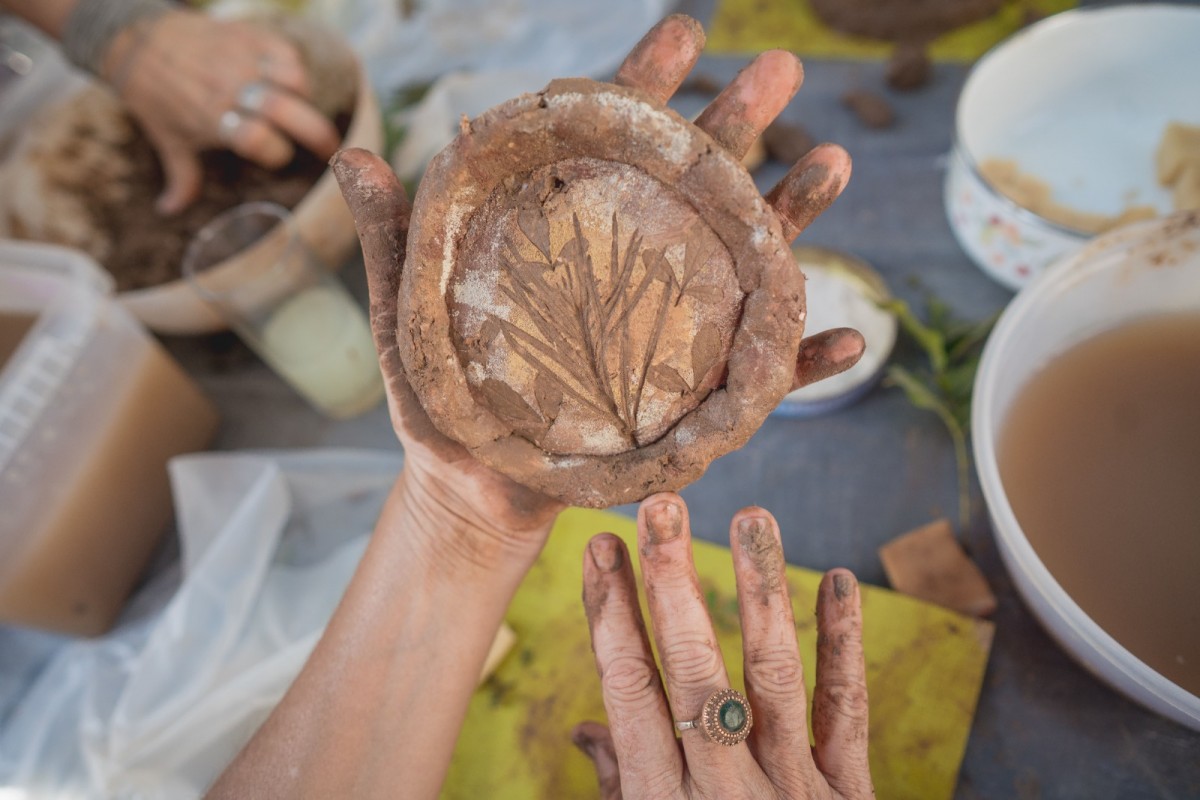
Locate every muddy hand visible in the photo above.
<box><xmin>576</xmin><ymin>494</ymin><xmax>875</xmax><ymax>799</ymax></box>
<box><xmin>106</xmin><ymin>10</ymin><xmax>340</xmax><ymax>215</ymax></box>
<box><xmin>616</xmin><ymin>15</ymin><xmax>865</xmax><ymax>393</ymax></box>
<box><xmin>332</xmin><ymin>149</ymin><xmax>563</xmax><ymax>540</ymax></box>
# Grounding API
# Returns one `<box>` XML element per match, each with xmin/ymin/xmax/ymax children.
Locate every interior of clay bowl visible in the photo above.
<box><xmin>401</xmin><ymin>78</ymin><xmax>804</xmax><ymax>508</ymax></box>
<box><xmin>120</xmin><ymin>60</ymin><xmax>382</xmax><ymax>335</ymax></box>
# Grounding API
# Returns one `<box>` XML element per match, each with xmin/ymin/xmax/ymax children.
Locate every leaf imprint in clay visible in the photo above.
<box><xmin>400</xmin><ymin>77</ymin><xmax>806</xmax><ymax>507</ymax></box>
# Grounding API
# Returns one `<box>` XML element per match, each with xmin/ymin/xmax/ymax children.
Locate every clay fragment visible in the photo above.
<box><xmin>761</xmin><ymin>119</ymin><xmax>816</xmax><ymax>166</ymax></box>
<box><xmin>678</xmin><ymin>73</ymin><xmax>723</xmax><ymax>96</ymax></box>
<box><xmin>842</xmin><ymin>89</ymin><xmax>896</xmax><ymax>130</ymax></box>
<box><xmin>886</xmin><ymin>42</ymin><xmax>932</xmax><ymax>92</ymax></box>
<box><xmin>399</xmin><ymin>78</ymin><xmax>805</xmax><ymax>507</ymax></box>
<box><xmin>879</xmin><ymin>519</ymin><xmax>997</xmax><ymax>617</ymax></box>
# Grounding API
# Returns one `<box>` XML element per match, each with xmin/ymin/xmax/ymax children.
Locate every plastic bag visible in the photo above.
<box><xmin>0</xmin><ymin>449</ymin><xmax>402</xmax><ymax>799</ymax></box>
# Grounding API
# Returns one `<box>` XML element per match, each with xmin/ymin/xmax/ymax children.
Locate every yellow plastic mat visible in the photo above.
<box><xmin>443</xmin><ymin>508</ymin><xmax>994</xmax><ymax>800</ymax></box>
<box><xmin>707</xmin><ymin>0</ymin><xmax>1077</xmax><ymax>61</ymax></box>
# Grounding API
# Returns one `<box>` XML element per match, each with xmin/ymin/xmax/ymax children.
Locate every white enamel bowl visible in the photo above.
<box><xmin>972</xmin><ymin>211</ymin><xmax>1200</xmax><ymax>730</ymax></box>
<box><xmin>945</xmin><ymin>5</ymin><xmax>1200</xmax><ymax>290</ymax></box>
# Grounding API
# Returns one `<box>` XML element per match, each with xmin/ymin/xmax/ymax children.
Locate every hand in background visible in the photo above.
<box><xmin>576</xmin><ymin>494</ymin><xmax>874</xmax><ymax>799</ymax></box>
<box><xmin>105</xmin><ymin>10</ymin><xmax>341</xmax><ymax>214</ymax></box>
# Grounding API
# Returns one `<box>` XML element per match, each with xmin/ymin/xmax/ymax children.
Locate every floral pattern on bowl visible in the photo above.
<box><xmin>944</xmin><ymin>146</ymin><xmax>1085</xmax><ymax>291</ymax></box>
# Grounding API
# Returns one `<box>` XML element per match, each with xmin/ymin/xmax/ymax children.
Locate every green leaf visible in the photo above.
<box><xmin>879</xmin><ymin>298</ymin><xmax>948</xmax><ymax>372</ymax></box>
<box><xmin>947</xmin><ymin>310</ymin><xmax>1001</xmax><ymax>363</ymax></box>
<box><xmin>886</xmin><ymin>364</ymin><xmax>972</xmax><ymax>528</ymax></box>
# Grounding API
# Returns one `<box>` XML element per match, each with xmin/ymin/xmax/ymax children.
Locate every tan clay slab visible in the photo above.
<box><xmin>400</xmin><ymin>78</ymin><xmax>804</xmax><ymax>507</ymax></box>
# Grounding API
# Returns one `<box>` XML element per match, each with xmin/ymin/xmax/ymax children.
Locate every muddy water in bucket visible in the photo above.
<box><xmin>997</xmin><ymin>313</ymin><xmax>1200</xmax><ymax>695</ymax></box>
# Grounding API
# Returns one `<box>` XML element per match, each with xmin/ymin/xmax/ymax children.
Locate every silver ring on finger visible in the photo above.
<box><xmin>674</xmin><ymin>688</ymin><xmax>753</xmax><ymax>746</ymax></box>
<box><xmin>237</xmin><ymin>81</ymin><xmax>270</xmax><ymax>114</ymax></box>
<box><xmin>217</xmin><ymin>109</ymin><xmax>246</xmax><ymax>145</ymax></box>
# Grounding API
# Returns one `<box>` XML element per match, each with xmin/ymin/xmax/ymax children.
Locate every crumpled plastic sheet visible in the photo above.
<box><xmin>0</xmin><ymin>449</ymin><xmax>402</xmax><ymax>799</ymax></box>
<box><xmin>210</xmin><ymin>0</ymin><xmax>671</xmax><ymax>178</ymax></box>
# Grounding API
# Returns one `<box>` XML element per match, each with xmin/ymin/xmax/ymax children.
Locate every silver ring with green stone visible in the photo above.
<box><xmin>675</xmin><ymin>688</ymin><xmax>753</xmax><ymax>746</ymax></box>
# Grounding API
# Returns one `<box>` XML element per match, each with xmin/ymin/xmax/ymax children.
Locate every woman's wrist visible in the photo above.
<box><xmin>61</xmin><ymin>0</ymin><xmax>170</xmax><ymax>76</ymax></box>
<box><xmin>385</xmin><ymin>462</ymin><xmax>558</xmax><ymax>587</ymax></box>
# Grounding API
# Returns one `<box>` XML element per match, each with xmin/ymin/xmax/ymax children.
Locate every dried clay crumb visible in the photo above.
<box><xmin>886</xmin><ymin>42</ymin><xmax>932</xmax><ymax>92</ymax></box>
<box><xmin>761</xmin><ymin>119</ymin><xmax>816</xmax><ymax>165</ymax></box>
<box><xmin>879</xmin><ymin>519</ymin><xmax>997</xmax><ymax>617</ymax></box>
<box><xmin>980</xmin><ymin>158</ymin><xmax>1158</xmax><ymax>234</ymax></box>
<box><xmin>677</xmin><ymin>73</ymin><xmax>723</xmax><ymax>96</ymax></box>
<box><xmin>1156</xmin><ymin>121</ymin><xmax>1200</xmax><ymax>211</ymax></box>
<box><xmin>841</xmin><ymin>89</ymin><xmax>895</xmax><ymax>130</ymax></box>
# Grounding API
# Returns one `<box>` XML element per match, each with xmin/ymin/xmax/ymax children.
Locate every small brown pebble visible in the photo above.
<box><xmin>677</xmin><ymin>73</ymin><xmax>723</xmax><ymax>96</ymax></box>
<box><xmin>1020</xmin><ymin>5</ymin><xmax>1048</xmax><ymax>28</ymax></box>
<box><xmin>886</xmin><ymin>42</ymin><xmax>932</xmax><ymax>92</ymax></box>
<box><xmin>761</xmin><ymin>119</ymin><xmax>816</xmax><ymax>165</ymax></box>
<box><xmin>841</xmin><ymin>88</ymin><xmax>896</xmax><ymax>130</ymax></box>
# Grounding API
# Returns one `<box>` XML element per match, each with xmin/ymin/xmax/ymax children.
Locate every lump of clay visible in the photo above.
<box><xmin>400</xmin><ymin>78</ymin><xmax>805</xmax><ymax>508</ymax></box>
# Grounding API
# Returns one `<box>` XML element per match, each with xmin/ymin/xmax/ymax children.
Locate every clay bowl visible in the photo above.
<box><xmin>944</xmin><ymin>4</ymin><xmax>1200</xmax><ymax>290</ymax></box>
<box><xmin>401</xmin><ymin>78</ymin><xmax>804</xmax><ymax>508</ymax></box>
<box><xmin>120</xmin><ymin>61</ymin><xmax>382</xmax><ymax>335</ymax></box>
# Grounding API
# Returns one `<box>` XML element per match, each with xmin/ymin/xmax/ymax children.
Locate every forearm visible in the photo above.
<box><xmin>207</xmin><ymin>466</ymin><xmax>553</xmax><ymax>799</ymax></box>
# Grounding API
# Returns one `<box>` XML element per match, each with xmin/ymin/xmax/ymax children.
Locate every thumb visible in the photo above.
<box><xmin>791</xmin><ymin>327</ymin><xmax>865</xmax><ymax>392</ymax></box>
<box><xmin>330</xmin><ymin>147</ymin><xmax>412</xmax><ymax>320</ymax></box>
<box><xmin>152</xmin><ymin>136</ymin><xmax>203</xmax><ymax>216</ymax></box>
<box><xmin>572</xmin><ymin>721</ymin><xmax>623</xmax><ymax>800</ymax></box>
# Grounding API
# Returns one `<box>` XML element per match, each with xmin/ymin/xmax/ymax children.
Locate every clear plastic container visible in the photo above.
<box><xmin>0</xmin><ymin>241</ymin><xmax>219</xmax><ymax>636</ymax></box>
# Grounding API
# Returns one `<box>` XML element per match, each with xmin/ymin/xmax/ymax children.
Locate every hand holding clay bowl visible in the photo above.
<box><xmin>334</xmin><ymin>15</ymin><xmax>864</xmax><ymax>512</ymax></box>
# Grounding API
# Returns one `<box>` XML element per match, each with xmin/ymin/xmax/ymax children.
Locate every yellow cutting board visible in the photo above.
<box><xmin>707</xmin><ymin>0</ymin><xmax>1077</xmax><ymax>61</ymax></box>
<box><xmin>443</xmin><ymin>508</ymin><xmax>993</xmax><ymax>800</ymax></box>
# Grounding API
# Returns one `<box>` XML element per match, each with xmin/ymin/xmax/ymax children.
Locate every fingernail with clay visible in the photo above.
<box><xmin>646</xmin><ymin>500</ymin><xmax>682</xmax><ymax>544</ymax></box>
<box><xmin>737</xmin><ymin>515</ymin><xmax>767</xmax><ymax>538</ymax></box>
<box><xmin>589</xmin><ymin>535</ymin><xmax>623</xmax><ymax>573</ymax></box>
<box><xmin>834</xmin><ymin>572</ymin><xmax>856</xmax><ymax>601</ymax></box>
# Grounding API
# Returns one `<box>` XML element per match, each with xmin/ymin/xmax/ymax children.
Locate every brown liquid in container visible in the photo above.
<box><xmin>998</xmin><ymin>313</ymin><xmax>1200</xmax><ymax>695</ymax></box>
<box><xmin>0</xmin><ymin>313</ymin><xmax>218</xmax><ymax>636</ymax></box>
<box><xmin>0</xmin><ymin>313</ymin><xmax>36</xmax><ymax>365</ymax></box>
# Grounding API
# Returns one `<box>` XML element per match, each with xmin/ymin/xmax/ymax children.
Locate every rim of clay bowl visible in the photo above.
<box><xmin>952</xmin><ymin>3</ymin><xmax>1199</xmax><ymax>241</ymax></box>
<box><xmin>400</xmin><ymin>78</ymin><xmax>804</xmax><ymax>508</ymax></box>
<box><xmin>973</xmin><ymin>211</ymin><xmax>1200</xmax><ymax>730</ymax></box>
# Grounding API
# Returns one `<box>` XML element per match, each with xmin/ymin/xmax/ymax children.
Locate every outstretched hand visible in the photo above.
<box><xmin>574</xmin><ymin>494</ymin><xmax>874</xmax><ymax>799</ymax></box>
<box><xmin>331</xmin><ymin>14</ymin><xmax>864</xmax><ymax>550</ymax></box>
